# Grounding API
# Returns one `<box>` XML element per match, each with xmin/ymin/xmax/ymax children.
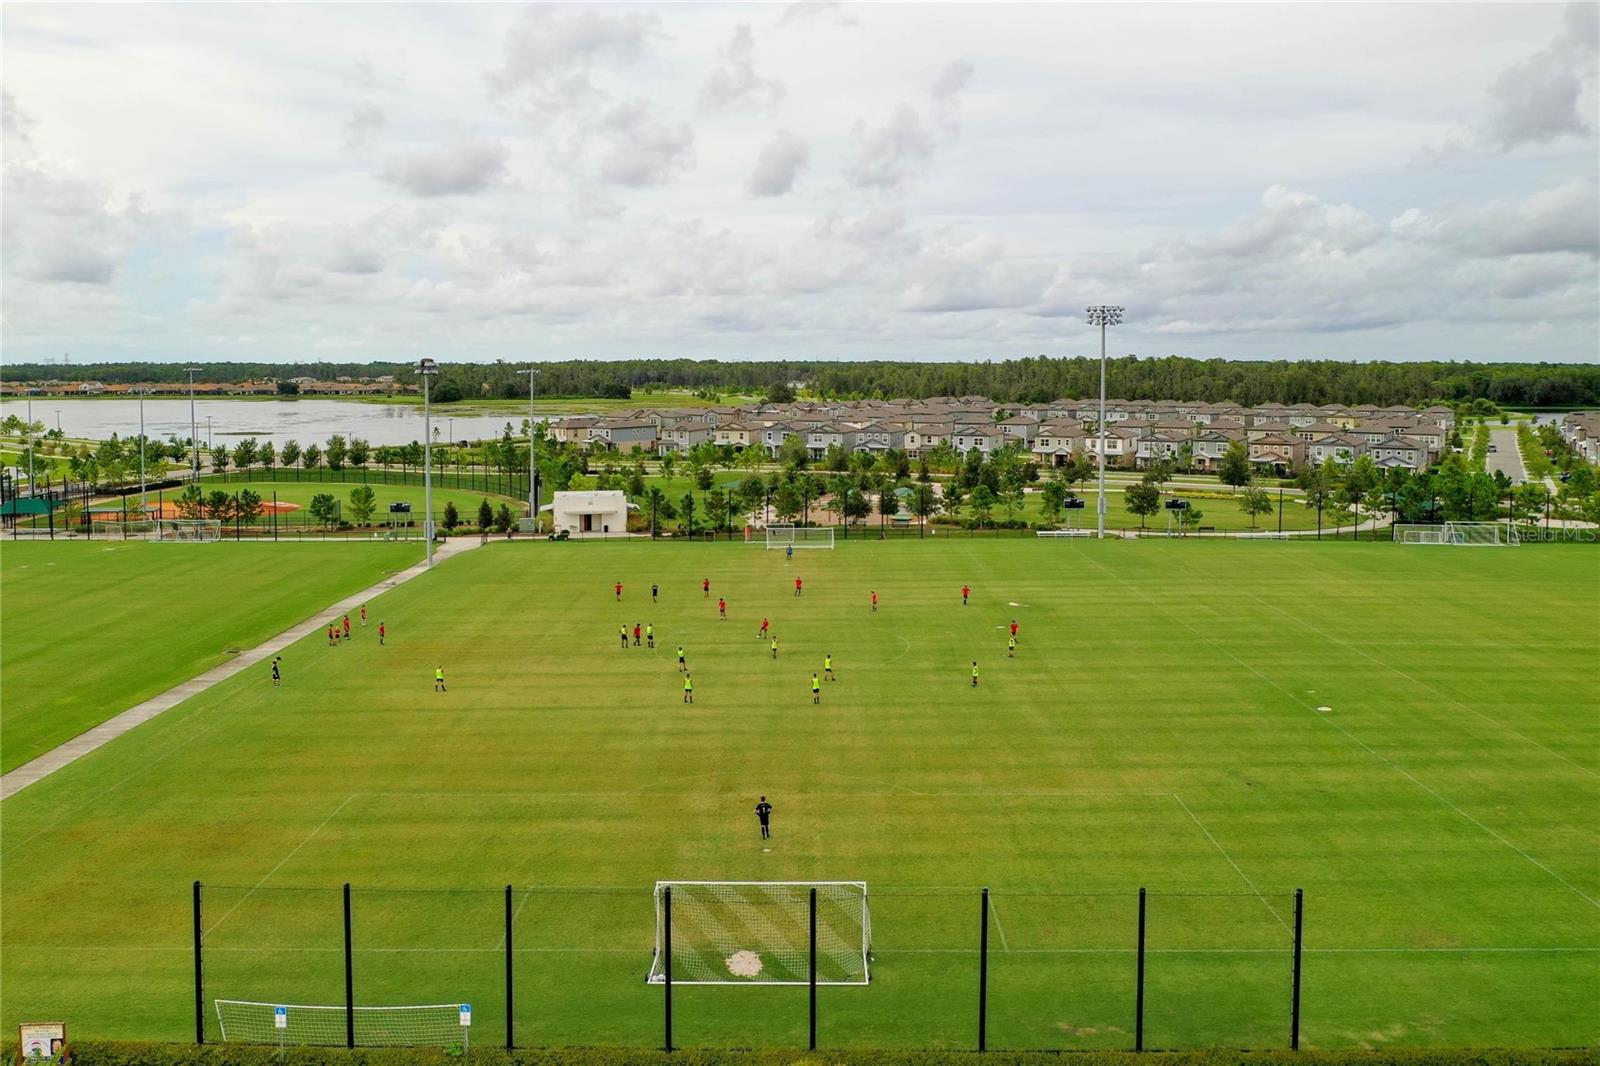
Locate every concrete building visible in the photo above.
<box><xmin>547</xmin><ymin>490</ymin><xmax>632</xmax><ymax>535</ymax></box>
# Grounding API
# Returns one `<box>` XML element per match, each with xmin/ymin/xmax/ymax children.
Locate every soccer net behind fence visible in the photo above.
<box><xmin>765</xmin><ymin>525</ymin><xmax>835</xmax><ymax>549</ymax></box>
<box><xmin>214</xmin><ymin>1000</ymin><xmax>468</xmax><ymax>1047</ymax></box>
<box><xmin>154</xmin><ymin>518</ymin><xmax>223</xmax><ymax>542</ymax></box>
<box><xmin>648</xmin><ymin>880</ymin><xmax>870</xmax><ymax>985</ymax></box>
<box><xmin>90</xmin><ymin>519</ymin><xmax>156</xmax><ymax>539</ymax></box>
<box><xmin>1393</xmin><ymin>522</ymin><xmax>1518</xmax><ymax>546</ymax></box>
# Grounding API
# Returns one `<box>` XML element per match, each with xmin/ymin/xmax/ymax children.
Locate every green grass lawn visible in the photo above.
<box><xmin>0</xmin><ymin>541</ymin><xmax>420</xmax><ymax>772</ymax></box>
<box><xmin>1</xmin><ymin>540</ymin><xmax>1596</xmax><ymax>1051</ymax></box>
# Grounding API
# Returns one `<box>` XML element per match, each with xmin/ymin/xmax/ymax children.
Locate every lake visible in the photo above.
<box><xmin>0</xmin><ymin>398</ymin><xmax>558</xmax><ymax>448</ymax></box>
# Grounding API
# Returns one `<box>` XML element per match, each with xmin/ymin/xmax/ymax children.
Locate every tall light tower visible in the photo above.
<box><xmin>518</xmin><ymin>367</ymin><xmax>540</xmax><ymax>527</ymax></box>
<box><xmin>138</xmin><ymin>389</ymin><xmax>147</xmax><ymax>517</ymax></box>
<box><xmin>417</xmin><ymin>358</ymin><xmax>440</xmax><ymax>568</ymax></box>
<box><xmin>1085</xmin><ymin>305</ymin><xmax>1124</xmax><ymax>539</ymax></box>
<box><xmin>185</xmin><ymin>366</ymin><xmax>202</xmax><ymax>479</ymax></box>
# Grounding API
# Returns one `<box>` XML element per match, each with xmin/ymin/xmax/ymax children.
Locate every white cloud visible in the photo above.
<box><xmin>378</xmin><ymin>137</ymin><xmax>510</xmax><ymax>197</ymax></box>
<box><xmin>749</xmin><ymin>130</ymin><xmax>809</xmax><ymax>197</ymax></box>
<box><xmin>488</xmin><ymin>5</ymin><xmax>657</xmax><ymax>110</ymax></box>
<box><xmin>1392</xmin><ymin>179</ymin><xmax>1599</xmax><ymax>258</ymax></box>
<box><xmin>342</xmin><ymin>105</ymin><xmax>387</xmax><ymax>150</ymax></box>
<box><xmin>700</xmin><ymin>24</ymin><xmax>785</xmax><ymax>112</ymax></box>
<box><xmin>1475</xmin><ymin>0</ymin><xmax>1598</xmax><ymax>151</ymax></box>
<box><xmin>594</xmin><ymin>102</ymin><xmax>695</xmax><ymax>188</ymax></box>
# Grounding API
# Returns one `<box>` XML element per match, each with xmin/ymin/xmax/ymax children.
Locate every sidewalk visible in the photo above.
<box><xmin>0</xmin><ymin>537</ymin><xmax>484</xmax><ymax>800</ymax></box>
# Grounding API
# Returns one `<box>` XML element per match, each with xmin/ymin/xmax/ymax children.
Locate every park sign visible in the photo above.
<box><xmin>18</xmin><ymin>1021</ymin><xmax>67</xmax><ymax>1061</ymax></box>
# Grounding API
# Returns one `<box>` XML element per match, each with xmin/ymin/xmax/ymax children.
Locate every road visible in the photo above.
<box><xmin>1485</xmin><ymin>429</ymin><xmax>1527</xmax><ymax>484</ymax></box>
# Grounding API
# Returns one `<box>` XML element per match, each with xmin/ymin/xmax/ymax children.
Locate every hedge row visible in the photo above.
<box><xmin>6</xmin><ymin>1043</ymin><xmax>1594</xmax><ymax>1066</ymax></box>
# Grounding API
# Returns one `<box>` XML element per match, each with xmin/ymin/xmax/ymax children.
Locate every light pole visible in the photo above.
<box><xmin>25</xmin><ymin>398</ymin><xmax>34</xmax><ymax>490</ymax></box>
<box><xmin>417</xmin><ymin>358</ymin><xmax>439</xmax><ymax>568</ymax></box>
<box><xmin>185</xmin><ymin>366</ymin><xmax>201</xmax><ymax>479</ymax></box>
<box><xmin>1085</xmin><ymin>305</ymin><xmax>1124</xmax><ymax>539</ymax></box>
<box><xmin>518</xmin><ymin>367</ymin><xmax>540</xmax><ymax>526</ymax></box>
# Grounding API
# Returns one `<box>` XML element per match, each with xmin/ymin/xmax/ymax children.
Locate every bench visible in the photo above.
<box><xmin>1037</xmin><ymin>529</ymin><xmax>1092</xmax><ymax>538</ymax></box>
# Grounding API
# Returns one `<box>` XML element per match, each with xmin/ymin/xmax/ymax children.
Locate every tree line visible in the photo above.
<box><xmin>7</xmin><ymin>356</ymin><xmax>1599</xmax><ymax>407</ymax></box>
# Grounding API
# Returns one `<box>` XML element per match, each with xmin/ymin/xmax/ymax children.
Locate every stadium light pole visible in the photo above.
<box><xmin>138</xmin><ymin>390</ymin><xmax>147</xmax><ymax>517</ymax></box>
<box><xmin>1085</xmin><ymin>306</ymin><xmax>1124</xmax><ymax>539</ymax></box>
<box><xmin>25</xmin><ymin>398</ymin><xmax>34</xmax><ymax>492</ymax></box>
<box><xmin>185</xmin><ymin>366</ymin><xmax>201</xmax><ymax>480</ymax></box>
<box><xmin>418</xmin><ymin>359</ymin><xmax>440</xmax><ymax>568</ymax></box>
<box><xmin>518</xmin><ymin>367</ymin><xmax>540</xmax><ymax>526</ymax></box>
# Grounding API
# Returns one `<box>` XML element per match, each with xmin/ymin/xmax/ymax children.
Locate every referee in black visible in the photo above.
<box><xmin>754</xmin><ymin>796</ymin><xmax>773</xmax><ymax>840</ymax></box>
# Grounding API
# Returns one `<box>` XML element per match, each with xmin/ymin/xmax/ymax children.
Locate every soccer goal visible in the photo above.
<box><xmin>214</xmin><ymin>1000</ymin><xmax>471</xmax><ymax>1048</ymax></box>
<box><xmin>1393</xmin><ymin>523</ymin><xmax>1448</xmax><ymax>544</ymax></box>
<box><xmin>153</xmin><ymin>518</ymin><xmax>223</xmax><ymax>542</ymax></box>
<box><xmin>765</xmin><ymin>525</ymin><xmax>835</xmax><ymax>549</ymax></box>
<box><xmin>1444</xmin><ymin>521</ymin><xmax>1519</xmax><ymax>546</ymax></box>
<box><xmin>90</xmin><ymin>519</ymin><xmax>156</xmax><ymax>540</ymax></box>
<box><xmin>647</xmin><ymin>881</ymin><xmax>870</xmax><ymax>985</ymax></box>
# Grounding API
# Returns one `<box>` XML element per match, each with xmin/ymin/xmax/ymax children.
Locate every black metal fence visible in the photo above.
<box><xmin>191</xmin><ymin>882</ymin><xmax>1307</xmax><ymax>1053</ymax></box>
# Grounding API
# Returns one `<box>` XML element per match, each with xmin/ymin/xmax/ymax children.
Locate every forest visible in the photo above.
<box><xmin>5</xmin><ymin>356</ymin><xmax>1598</xmax><ymax>408</ymax></box>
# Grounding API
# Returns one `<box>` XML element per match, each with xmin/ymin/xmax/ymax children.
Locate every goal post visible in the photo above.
<box><xmin>1445</xmin><ymin>521</ymin><xmax>1519</xmax><ymax>546</ymax></box>
<box><xmin>90</xmin><ymin>519</ymin><xmax>156</xmax><ymax>540</ymax></box>
<box><xmin>154</xmin><ymin>518</ymin><xmax>223</xmax><ymax>542</ymax></box>
<box><xmin>214</xmin><ymin>1000</ymin><xmax>471</xmax><ymax>1047</ymax></box>
<box><xmin>648</xmin><ymin>881</ymin><xmax>870</xmax><ymax>985</ymax></box>
<box><xmin>1393</xmin><ymin>523</ymin><xmax>1448</xmax><ymax>544</ymax></box>
<box><xmin>765</xmin><ymin>525</ymin><xmax>835</xmax><ymax>550</ymax></box>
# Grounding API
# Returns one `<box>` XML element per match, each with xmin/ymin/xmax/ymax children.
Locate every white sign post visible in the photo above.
<box><xmin>459</xmin><ymin>1003</ymin><xmax>472</xmax><ymax>1062</ymax></box>
<box><xmin>274</xmin><ymin>1007</ymin><xmax>287</xmax><ymax>1056</ymax></box>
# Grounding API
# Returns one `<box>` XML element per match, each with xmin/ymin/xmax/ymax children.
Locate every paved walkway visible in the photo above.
<box><xmin>0</xmin><ymin>537</ymin><xmax>484</xmax><ymax>800</ymax></box>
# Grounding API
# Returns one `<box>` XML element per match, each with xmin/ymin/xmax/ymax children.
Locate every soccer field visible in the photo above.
<box><xmin>0</xmin><ymin>540</ymin><xmax>420</xmax><ymax>773</ymax></box>
<box><xmin>1</xmin><ymin>539</ymin><xmax>1596</xmax><ymax>1050</ymax></box>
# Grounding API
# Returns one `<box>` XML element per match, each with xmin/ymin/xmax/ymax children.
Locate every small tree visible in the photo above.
<box><xmin>258</xmin><ymin>441</ymin><xmax>276</xmax><ymax>474</ymax></box>
<box><xmin>308</xmin><ymin>492</ymin><xmax>340</xmax><ymax>528</ymax></box>
<box><xmin>969</xmin><ymin>484</ymin><xmax>996</xmax><ymax>527</ymax></box>
<box><xmin>477</xmin><ymin>498</ymin><xmax>493</xmax><ymax>532</ymax></box>
<box><xmin>1040</xmin><ymin>480</ymin><xmax>1066</xmax><ymax>526</ymax></box>
<box><xmin>704</xmin><ymin>487</ymin><xmax>732</xmax><ymax>535</ymax></box>
<box><xmin>206</xmin><ymin>490</ymin><xmax>234</xmax><ymax>521</ymax></box>
<box><xmin>694</xmin><ymin>463</ymin><xmax>714</xmax><ymax>491</ymax></box>
<box><xmin>210</xmin><ymin>445</ymin><xmax>229</xmax><ymax>480</ymax></box>
<box><xmin>231</xmin><ymin>438</ymin><xmax>257</xmax><ymax>477</ymax></box>
<box><xmin>494</xmin><ymin>502</ymin><xmax>515</xmax><ymax>535</ymax></box>
<box><xmin>348</xmin><ymin>438</ymin><xmax>370</xmax><ymax>477</ymax></box>
<box><xmin>943</xmin><ymin>480</ymin><xmax>966</xmax><ymax>522</ymax></box>
<box><xmin>237</xmin><ymin>489</ymin><xmax>263</xmax><ymax>527</ymax></box>
<box><xmin>280</xmin><ymin>439</ymin><xmax>301</xmax><ymax>478</ymax></box>
<box><xmin>777</xmin><ymin>434</ymin><xmax>809</xmax><ymax>470</ymax></box>
<box><xmin>680</xmin><ymin>492</ymin><xmax>697</xmax><ymax>536</ymax></box>
<box><xmin>301</xmin><ymin>443</ymin><xmax>322</xmax><ymax>473</ymax></box>
<box><xmin>910</xmin><ymin>483</ymin><xmax>939</xmax><ymax>529</ymax></box>
<box><xmin>878</xmin><ymin>485</ymin><xmax>900</xmax><ymax>531</ymax></box>
<box><xmin>1363</xmin><ymin>486</ymin><xmax>1390</xmax><ymax>539</ymax></box>
<box><xmin>442</xmin><ymin>500</ymin><xmax>461</xmax><ymax>532</ymax></box>
<box><xmin>1240</xmin><ymin>487</ymin><xmax>1273</xmax><ymax>529</ymax></box>
<box><xmin>176</xmin><ymin>484</ymin><xmax>205</xmax><ymax>519</ymax></box>
<box><xmin>1124</xmin><ymin>482</ymin><xmax>1161</xmax><ymax>528</ymax></box>
<box><xmin>325</xmin><ymin>435</ymin><xmax>347</xmax><ymax>473</ymax></box>
<box><xmin>1178</xmin><ymin>505</ymin><xmax>1204</xmax><ymax>535</ymax></box>
<box><xmin>773</xmin><ymin>480</ymin><xmax>803</xmax><ymax>523</ymax></box>
<box><xmin>1218</xmin><ymin>441</ymin><xmax>1252</xmax><ymax>492</ymax></box>
<box><xmin>348</xmin><ymin>485</ymin><xmax>377</xmax><ymax>526</ymax></box>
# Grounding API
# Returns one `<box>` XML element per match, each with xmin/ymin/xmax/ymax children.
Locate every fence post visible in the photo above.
<box><xmin>978</xmin><ymin>887</ymin><xmax>989</xmax><ymax>1052</ymax></box>
<box><xmin>193</xmin><ymin>880</ymin><xmax>205</xmax><ymax>1044</ymax></box>
<box><xmin>505</xmin><ymin>884</ymin><xmax>515</xmax><ymax>1049</ymax></box>
<box><xmin>1291</xmin><ymin>887</ymin><xmax>1303</xmax><ymax>1050</ymax></box>
<box><xmin>1135</xmin><ymin>887</ymin><xmax>1146</xmax><ymax>1052</ymax></box>
<box><xmin>809</xmin><ymin>886</ymin><xmax>817</xmax><ymax>1051</ymax></box>
<box><xmin>343</xmin><ymin>882</ymin><xmax>355</xmax><ymax>1048</ymax></box>
<box><xmin>663</xmin><ymin>886</ymin><xmax>673</xmax><ymax>1051</ymax></box>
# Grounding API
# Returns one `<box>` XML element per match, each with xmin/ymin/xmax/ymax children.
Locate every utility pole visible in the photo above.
<box><xmin>417</xmin><ymin>359</ymin><xmax>440</xmax><ymax>568</ymax></box>
<box><xmin>518</xmin><ymin>367</ymin><xmax>540</xmax><ymax>527</ymax></box>
<box><xmin>185</xmin><ymin>366</ymin><xmax>201</xmax><ymax>479</ymax></box>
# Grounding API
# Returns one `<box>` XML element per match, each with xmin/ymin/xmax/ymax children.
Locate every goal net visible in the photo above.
<box><xmin>1445</xmin><ymin>521</ymin><xmax>1518</xmax><ymax>546</ymax></box>
<box><xmin>648</xmin><ymin>881</ymin><xmax>870</xmax><ymax>985</ymax></box>
<box><xmin>154</xmin><ymin>518</ymin><xmax>223</xmax><ymax>542</ymax></box>
<box><xmin>765</xmin><ymin>525</ymin><xmax>834</xmax><ymax>549</ymax></box>
<box><xmin>1393</xmin><ymin>523</ymin><xmax>1448</xmax><ymax>544</ymax></box>
<box><xmin>91</xmin><ymin>519</ymin><xmax>156</xmax><ymax>539</ymax></box>
<box><xmin>214</xmin><ymin>1000</ymin><xmax>468</xmax><ymax>1047</ymax></box>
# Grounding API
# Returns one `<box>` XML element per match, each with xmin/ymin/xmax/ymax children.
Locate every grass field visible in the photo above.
<box><xmin>0</xmin><ymin>541</ymin><xmax>421</xmax><ymax>772</ymax></box>
<box><xmin>1</xmin><ymin>539</ymin><xmax>1596</xmax><ymax>1051</ymax></box>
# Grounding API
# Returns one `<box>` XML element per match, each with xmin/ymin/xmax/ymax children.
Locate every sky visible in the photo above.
<box><xmin>2</xmin><ymin>1</ymin><xmax>1597</xmax><ymax>366</ymax></box>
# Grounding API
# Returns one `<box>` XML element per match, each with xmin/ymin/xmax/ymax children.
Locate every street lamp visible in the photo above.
<box><xmin>1085</xmin><ymin>305</ymin><xmax>1124</xmax><ymax>539</ymax></box>
<box><xmin>417</xmin><ymin>358</ymin><xmax>440</xmax><ymax>568</ymax></box>
<box><xmin>185</xmin><ymin>366</ymin><xmax>201</xmax><ymax>478</ymax></box>
<box><xmin>518</xmin><ymin>367</ymin><xmax>541</xmax><ymax>528</ymax></box>
<box><xmin>138</xmin><ymin>390</ymin><xmax>147</xmax><ymax>518</ymax></box>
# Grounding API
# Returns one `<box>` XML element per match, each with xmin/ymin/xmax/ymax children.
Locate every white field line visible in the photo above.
<box><xmin>357</xmin><ymin>789</ymin><xmax>1174</xmax><ymax>800</ymax></box>
<box><xmin>989</xmin><ymin>897</ymin><xmax>1012</xmax><ymax>952</ymax></box>
<box><xmin>203</xmin><ymin>793</ymin><xmax>359</xmax><ymax>937</ymax></box>
<box><xmin>1171</xmin><ymin>794</ymin><xmax>1290</xmax><ymax>934</ymax></box>
<box><xmin>1072</xmin><ymin>551</ymin><xmax>1600</xmax><ymax>911</ymax></box>
<box><xmin>496</xmin><ymin>886</ymin><xmax>536</xmax><ymax>950</ymax></box>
